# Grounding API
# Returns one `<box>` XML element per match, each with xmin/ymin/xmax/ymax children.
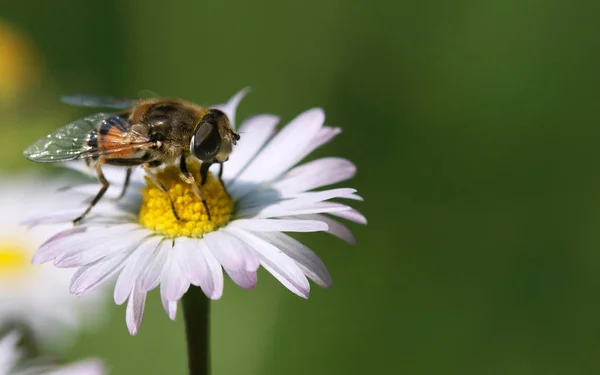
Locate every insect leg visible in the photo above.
<box><xmin>199</xmin><ymin>162</ymin><xmax>212</xmax><ymax>185</ymax></box>
<box><xmin>142</xmin><ymin>163</ymin><xmax>181</xmax><ymax>221</ymax></box>
<box><xmin>180</xmin><ymin>157</ymin><xmax>211</xmax><ymax>221</ymax></box>
<box><xmin>73</xmin><ymin>162</ymin><xmax>109</xmax><ymax>225</ymax></box>
<box><xmin>217</xmin><ymin>162</ymin><xmax>231</xmax><ymax>197</ymax></box>
<box><xmin>117</xmin><ymin>167</ymin><xmax>133</xmax><ymax>200</ymax></box>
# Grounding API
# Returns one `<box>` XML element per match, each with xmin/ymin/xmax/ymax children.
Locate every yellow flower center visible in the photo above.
<box><xmin>139</xmin><ymin>162</ymin><xmax>233</xmax><ymax>238</ymax></box>
<box><xmin>0</xmin><ymin>244</ymin><xmax>30</xmax><ymax>275</ymax></box>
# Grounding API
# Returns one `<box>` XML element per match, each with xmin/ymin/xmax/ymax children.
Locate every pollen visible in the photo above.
<box><xmin>139</xmin><ymin>161</ymin><xmax>233</xmax><ymax>238</ymax></box>
<box><xmin>0</xmin><ymin>244</ymin><xmax>30</xmax><ymax>275</ymax></box>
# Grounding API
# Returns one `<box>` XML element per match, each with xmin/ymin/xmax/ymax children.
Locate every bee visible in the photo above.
<box><xmin>23</xmin><ymin>95</ymin><xmax>240</xmax><ymax>224</ymax></box>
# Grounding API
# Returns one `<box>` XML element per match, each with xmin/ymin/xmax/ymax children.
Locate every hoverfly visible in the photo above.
<box><xmin>23</xmin><ymin>95</ymin><xmax>240</xmax><ymax>224</ymax></box>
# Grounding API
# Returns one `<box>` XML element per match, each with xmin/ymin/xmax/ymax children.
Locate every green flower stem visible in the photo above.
<box><xmin>182</xmin><ymin>286</ymin><xmax>210</xmax><ymax>375</ymax></box>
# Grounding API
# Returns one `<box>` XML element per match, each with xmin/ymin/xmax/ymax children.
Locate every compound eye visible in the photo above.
<box><xmin>192</xmin><ymin>122</ymin><xmax>221</xmax><ymax>161</ymax></box>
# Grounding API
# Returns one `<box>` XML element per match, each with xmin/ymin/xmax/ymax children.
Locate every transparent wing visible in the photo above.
<box><xmin>60</xmin><ymin>94</ymin><xmax>137</xmax><ymax>109</ymax></box>
<box><xmin>23</xmin><ymin>113</ymin><xmax>110</xmax><ymax>162</ymax></box>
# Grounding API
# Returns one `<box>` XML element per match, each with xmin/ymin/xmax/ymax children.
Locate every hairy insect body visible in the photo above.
<box><xmin>24</xmin><ymin>96</ymin><xmax>240</xmax><ymax>224</ymax></box>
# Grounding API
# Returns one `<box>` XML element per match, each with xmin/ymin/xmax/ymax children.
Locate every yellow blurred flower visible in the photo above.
<box><xmin>0</xmin><ymin>20</ymin><xmax>39</xmax><ymax>102</ymax></box>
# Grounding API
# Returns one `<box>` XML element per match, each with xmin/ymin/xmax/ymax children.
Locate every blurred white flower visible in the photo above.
<box><xmin>28</xmin><ymin>89</ymin><xmax>366</xmax><ymax>335</ymax></box>
<box><xmin>0</xmin><ymin>332</ymin><xmax>105</xmax><ymax>375</ymax></box>
<box><xmin>0</xmin><ymin>178</ymin><xmax>106</xmax><ymax>348</ymax></box>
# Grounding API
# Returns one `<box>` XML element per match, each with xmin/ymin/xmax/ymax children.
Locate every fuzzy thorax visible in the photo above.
<box><xmin>139</xmin><ymin>162</ymin><xmax>233</xmax><ymax>238</ymax></box>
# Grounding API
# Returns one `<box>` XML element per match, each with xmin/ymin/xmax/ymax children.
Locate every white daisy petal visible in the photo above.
<box><xmin>231</xmin><ymin>108</ymin><xmax>325</xmax><ymax>194</ymax></box>
<box><xmin>70</xmin><ymin>251</ymin><xmax>130</xmax><ymax>296</ymax></box>
<box><xmin>138</xmin><ymin>239</ymin><xmax>170</xmax><ymax>293</ymax></box>
<box><xmin>329</xmin><ymin>206</ymin><xmax>368</xmax><ymax>224</ymax></box>
<box><xmin>197</xmin><ymin>241</ymin><xmax>224</xmax><ymax>300</ymax></box>
<box><xmin>225</xmin><ymin>269</ymin><xmax>257</xmax><ymax>289</ymax></box>
<box><xmin>114</xmin><ymin>236</ymin><xmax>161</xmax><ymax>305</ymax></box>
<box><xmin>161</xmin><ymin>248</ymin><xmax>190</xmax><ymax>302</ymax></box>
<box><xmin>299</xmin><ymin>126</ymin><xmax>342</xmax><ymax>160</ymax></box>
<box><xmin>175</xmin><ymin>237</ymin><xmax>223</xmax><ymax>299</ymax></box>
<box><xmin>126</xmin><ymin>287</ymin><xmax>147</xmax><ymax>336</ymax></box>
<box><xmin>221</xmin><ymin>114</ymin><xmax>279</xmax><ymax>181</ymax></box>
<box><xmin>239</xmin><ymin>188</ymin><xmax>357</xmax><ymax>218</ymax></box>
<box><xmin>229</xmin><ymin>219</ymin><xmax>328</xmax><ymax>232</ymax></box>
<box><xmin>272</xmin><ymin>157</ymin><xmax>356</xmax><ymax>197</ymax></box>
<box><xmin>300</xmin><ymin>214</ymin><xmax>356</xmax><ymax>244</ymax></box>
<box><xmin>254</xmin><ymin>231</ymin><xmax>332</xmax><ymax>288</ymax></box>
<box><xmin>345</xmin><ymin>193</ymin><xmax>363</xmax><ymax>201</ymax></box>
<box><xmin>245</xmin><ymin>202</ymin><xmax>351</xmax><ymax>219</ymax></box>
<box><xmin>212</xmin><ymin>87</ymin><xmax>251</xmax><ymax>128</ymax></box>
<box><xmin>203</xmin><ymin>230</ymin><xmax>260</xmax><ymax>271</ymax></box>
<box><xmin>236</xmin><ymin>188</ymin><xmax>357</xmax><ymax>218</ymax></box>
<box><xmin>54</xmin><ymin>226</ymin><xmax>146</xmax><ymax>268</ymax></box>
<box><xmin>168</xmin><ymin>301</ymin><xmax>178</xmax><ymax>320</ymax></box>
<box><xmin>32</xmin><ymin>227</ymin><xmax>88</xmax><ymax>264</ymax></box>
<box><xmin>283</xmin><ymin>188</ymin><xmax>357</xmax><ymax>205</ymax></box>
<box><xmin>23</xmin><ymin>209</ymin><xmax>87</xmax><ymax>228</ymax></box>
<box><xmin>175</xmin><ymin>237</ymin><xmax>205</xmax><ymax>285</ymax></box>
<box><xmin>160</xmin><ymin>288</ymin><xmax>179</xmax><ymax>321</ymax></box>
<box><xmin>228</xmin><ymin>228</ymin><xmax>310</xmax><ymax>298</ymax></box>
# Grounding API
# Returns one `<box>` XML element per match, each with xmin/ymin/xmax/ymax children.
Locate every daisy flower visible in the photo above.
<box><xmin>0</xmin><ymin>332</ymin><xmax>104</xmax><ymax>375</ymax></box>
<box><xmin>0</xmin><ymin>178</ymin><xmax>105</xmax><ymax>348</ymax></box>
<box><xmin>28</xmin><ymin>89</ymin><xmax>366</xmax><ymax>335</ymax></box>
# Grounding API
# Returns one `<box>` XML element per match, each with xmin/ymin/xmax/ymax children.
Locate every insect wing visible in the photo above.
<box><xmin>23</xmin><ymin>113</ymin><xmax>110</xmax><ymax>162</ymax></box>
<box><xmin>60</xmin><ymin>94</ymin><xmax>137</xmax><ymax>109</ymax></box>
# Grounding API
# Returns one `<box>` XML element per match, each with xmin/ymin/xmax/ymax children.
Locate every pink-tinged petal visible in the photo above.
<box><xmin>126</xmin><ymin>288</ymin><xmax>147</xmax><ymax>336</ymax></box>
<box><xmin>221</xmin><ymin>114</ymin><xmax>279</xmax><ymax>181</ymax></box>
<box><xmin>212</xmin><ymin>87</ymin><xmax>251</xmax><ymax>128</ymax></box>
<box><xmin>225</xmin><ymin>269</ymin><xmax>257</xmax><ymax>289</ymax></box>
<box><xmin>228</xmin><ymin>219</ymin><xmax>328</xmax><ymax>233</ymax></box>
<box><xmin>237</xmin><ymin>189</ymin><xmax>358</xmax><ymax>219</ymax></box>
<box><xmin>329</xmin><ymin>206</ymin><xmax>368</xmax><ymax>224</ymax></box>
<box><xmin>22</xmin><ymin>209</ymin><xmax>84</xmax><ymax>228</ymax></box>
<box><xmin>32</xmin><ymin>227</ymin><xmax>88</xmax><ymax>264</ymax></box>
<box><xmin>53</xmin><ymin>226</ymin><xmax>146</xmax><ymax>268</ymax></box>
<box><xmin>161</xmin><ymin>249</ymin><xmax>190</xmax><ymax>302</ymax></box>
<box><xmin>345</xmin><ymin>193</ymin><xmax>363</xmax><ymax>201</ymax></box>
<box><xmin>168</xmin><ymin>301</ymin><xmax>178</xmax><ymax>320</ymax></box>
<box><xmin>137</xmin><ymin>239</ymin><xmax>170</xmax><ymax>293</ymax></box>
<box><xmin>240</xmin><ymin>201</ymin><xmax>352</xmax><ymax>219</ymax></box>
<box><xmin>176</xmin><ymin>237</ymin><xmax>224</xmax><ymax>300</ymax></box>
<box><xmin>176</xmin><ymin>237</ymin><xmax>205</xmax><ymax>285</ymax></box>
<box><xmin>198</xmin><ymin>241</ymin><xmax>224</xmax><ymax>300</ymax></box>
<box><xmin>228</xmin><ymin>228</ymin><xmax>310</xmax><ymax>298</ymax></box>
<box><xmin>282</xmin><ymin>188</ymin><xmax>357</xmax><ymax>205</ymax></box>
<box><xmin>70</xmin><ymin>252</ymin><xmax>129</xmax><ymax>296</ymax></box>
<box><xmin>160</xmin><ymin>289</ymin><xmax>179</xmax><ymax>321</ymax></box>
<box><xmin>204</xmin><ymin>230</ymin><xmax>260</xmax><ymax>271</ymax></box>
<box><xmin>255</xmin><ymin>232</ymin><xmax>332</xmax><ymax>288</ymax></box>
<box><xmin>272</xmin><ymin>157</ymin><xmax>356</xmax><ymax>197</ymax></box>
<box><xmin>299</xmin><ymin>126</ymin><xmax>342</xmax><ymax>160</ymax></box>
<box><xmin>113</xmin><ymin>236</ymin><xmax>161</xmax><ymax>305</ymax></box>
<box><xmin>301</xmin><ymin>214</ymin><xmax>356</xmax><ymax>244</ymax></box>
<box><xmin>231</xmin><ymin>108</ymin><xmax>325</xmax><ymax>196</ymax></box>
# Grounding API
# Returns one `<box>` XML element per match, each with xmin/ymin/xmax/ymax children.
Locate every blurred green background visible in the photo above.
<box><xmin>2</xmin><ymin>0</ymin><xmax>600</xmax><ymax>374</ymax></box>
